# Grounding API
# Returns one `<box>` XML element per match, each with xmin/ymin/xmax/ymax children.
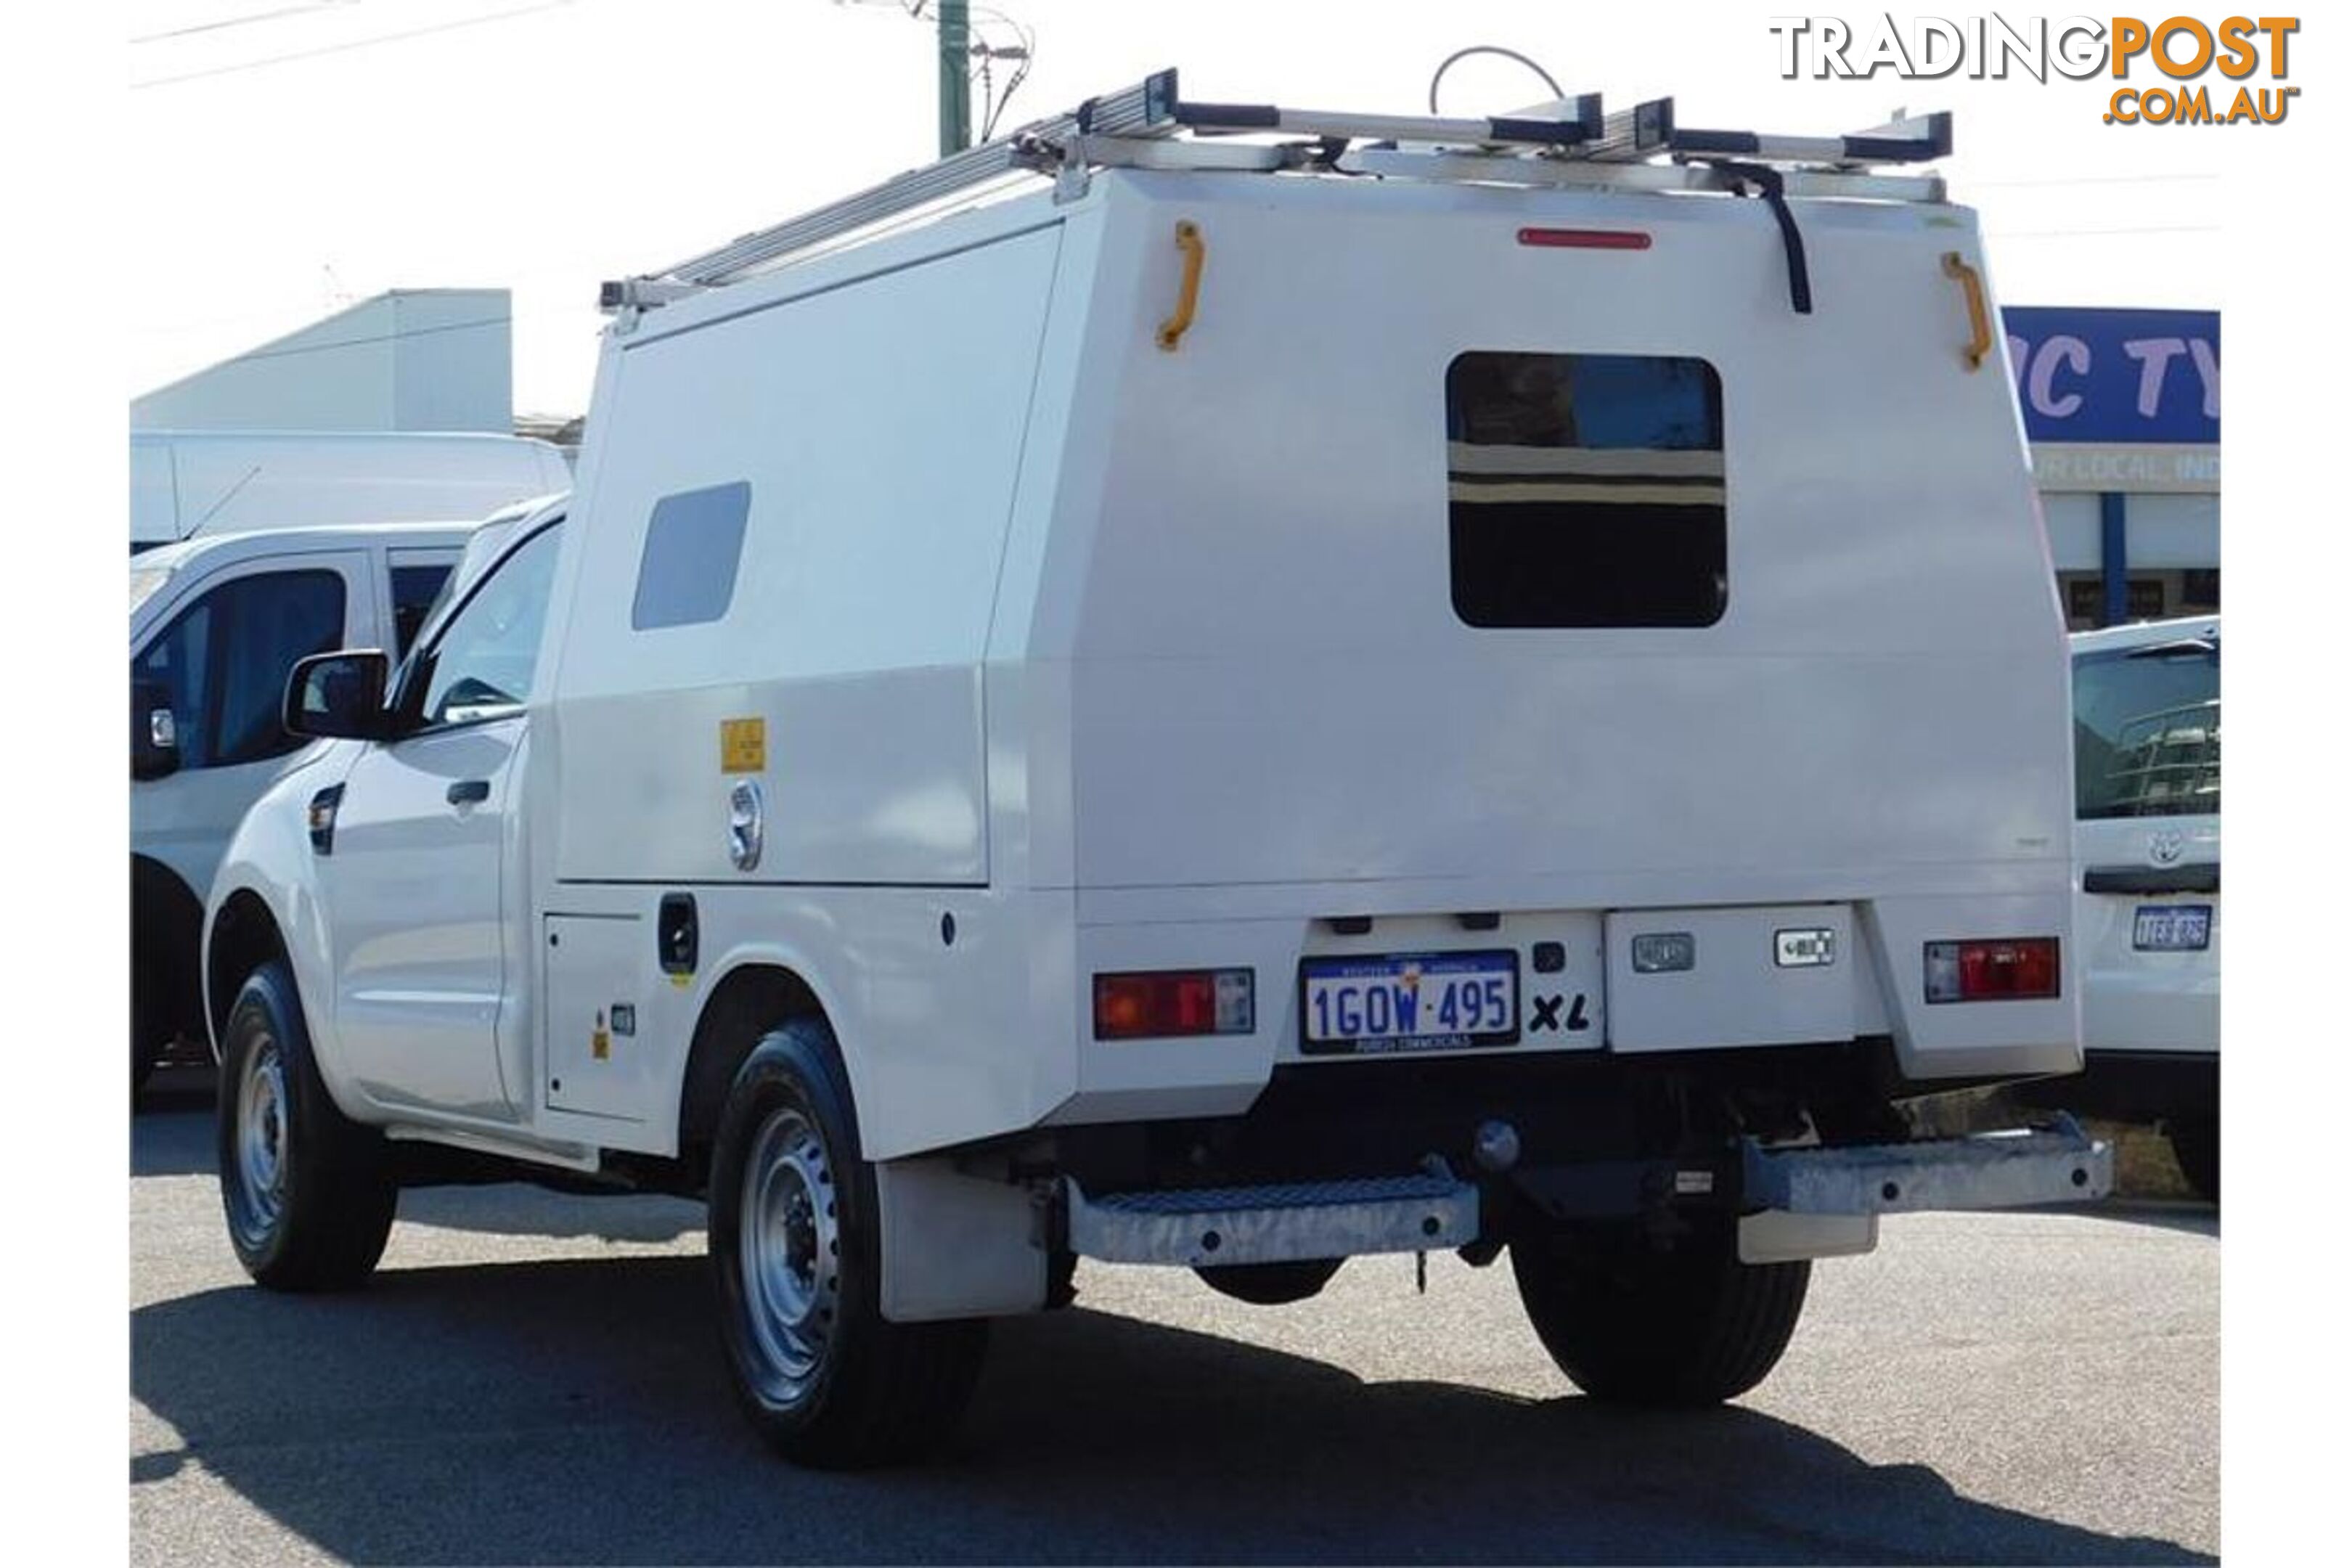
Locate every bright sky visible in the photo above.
<box><xmin>126</xmin><ymin>0</ymin><xmax>2226</xmax><ymax>418</ymax></box>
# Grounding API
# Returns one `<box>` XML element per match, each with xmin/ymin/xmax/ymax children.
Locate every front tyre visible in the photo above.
<box><xmin>709</xmin><ymin>1020</ymin><xmax>988</xmax><ymax>1468</ymax></box>
<box><xmin>1511</xmin><ymin>1222</ymin><xmax>1809</xmax><ymax>1406</ymax></box>
<box><xmin>216</xmin><ymin>960</ymin><xmax>396</xmax><ymax>1291</ymax></box>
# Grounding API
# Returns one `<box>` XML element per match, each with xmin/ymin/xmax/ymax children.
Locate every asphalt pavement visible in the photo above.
<box><xmin>131</xmin><ymin>1068</ymin><xmax>2218</xmax><ymax>1565</ymax></box>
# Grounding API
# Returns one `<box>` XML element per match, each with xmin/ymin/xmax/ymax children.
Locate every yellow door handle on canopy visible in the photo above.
<box><xmin>1157</xmin><ymin>221</ymin><xmax>1205</xmax><ymax>351</ymax></box>
<box><xmin>1942</xmin><ymin>250</ymin><xmax>1992</xmax><ymax>372</ymax></box>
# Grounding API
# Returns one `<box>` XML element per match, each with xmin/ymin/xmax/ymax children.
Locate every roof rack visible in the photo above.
<box><xmin>601</xmin><ymin>68</ymin><xmax>1953</xmax><ymax>314</ymax></box>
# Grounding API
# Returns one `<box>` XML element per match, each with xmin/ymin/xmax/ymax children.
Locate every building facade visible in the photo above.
<box><xmin>2003</xmin><ymin>306</ymin><xmax>2219</xmax><ymax>629</ymax></box>
<box><xmin>131</xmin><ymin>289</ymin><xmax>514</xmax><ymax>436</ymax></box>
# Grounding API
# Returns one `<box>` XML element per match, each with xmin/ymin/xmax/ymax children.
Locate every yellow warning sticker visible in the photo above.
<box><xmin>592</xmin><ymin>1009</ymin><xmax>611</xmax><ymax>1062</ymax></box>
<box><xmin>720</xmin><ymin>716</ymin><xmax>767</xmax><ymax>774</ymax></box>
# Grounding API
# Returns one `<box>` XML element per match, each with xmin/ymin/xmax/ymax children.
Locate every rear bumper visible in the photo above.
<box><xmin>1743</xmin><ymin>1116</ymin><xmax>2112</xmax><ymax>1215</ymax></box>
<box><xmin>1062</xmin><ymin>1119</ymin><xmax>2112</xmax><ymax>1268</ymax></box>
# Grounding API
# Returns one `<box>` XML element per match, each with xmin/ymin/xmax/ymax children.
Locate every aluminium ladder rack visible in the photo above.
<box><xmin>600</xmin><ymin>67</ymin><xmax>1954</xmax><ymax>314</ymax></box>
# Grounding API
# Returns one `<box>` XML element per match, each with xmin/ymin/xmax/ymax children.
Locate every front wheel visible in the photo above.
<box><xmin>1511</xmin><ymin>1222</ymin><xmax>1809</xmax><ymax>1406</ymax></box>
<box><xmin>216</xmin><ymin>960</ymin><xmax>397</xmax><ymax>1290</ymax></box>
<box><xmin>709</xmin><ymin>1020</ymin><xmax>989</xmax><ymax>1467</ymax></box>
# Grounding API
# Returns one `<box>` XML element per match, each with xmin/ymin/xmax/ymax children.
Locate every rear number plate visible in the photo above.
<box><xmin>1299</xmin><ymin>951</ymin><xmax>1519</xmax><ymax>1055</ymax></box>
<box><xmin>2133</xmin><ymin>904</ymin><xmax>2212</xmax><ymax>952</ymax></box>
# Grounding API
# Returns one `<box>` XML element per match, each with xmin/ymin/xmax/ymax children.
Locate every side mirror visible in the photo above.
<box><xmin>131</xmin><ymin>681</ymin><xmax>180</xmax><ymax>780</ymax></box>
<box><xmin>285</xmin><ymin>650</ymin><xmax>393</xmax><ymax>741</ymax></box>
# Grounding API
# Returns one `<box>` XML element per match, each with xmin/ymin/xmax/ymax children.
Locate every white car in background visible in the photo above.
<box><xmin>2022</xmin><ymin>616</ymin><xmax>2219</xmax><ymax>1199</ymax></box>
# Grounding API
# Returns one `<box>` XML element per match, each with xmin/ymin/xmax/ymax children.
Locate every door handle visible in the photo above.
<box><xmin>1942</xmin><ymin>250</ymin><xmax>1993</xmax><ymax>371</ymax></box>
<box><xmin>447</xmin><ymin>778</ymin><xmax>491</xmax><ymax>807</ymax></box>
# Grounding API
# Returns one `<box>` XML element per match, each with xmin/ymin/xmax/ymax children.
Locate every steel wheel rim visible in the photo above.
<box><xmin>231</xmin><ymin>1033</ymin><xmax>289</xmax><ymax>1246</ymax></box>
<box><xmin>738</xmin><ymin>1106</ymin><xmax>840</xmax><ymax>1402</ymax></box>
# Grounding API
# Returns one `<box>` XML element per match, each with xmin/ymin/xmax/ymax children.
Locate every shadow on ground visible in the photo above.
<box><xmin>131</xmin><ymin>1250</ymin><xmax>2213</xmax><ymax>1566</ymax></box>
<box><xmin>131</xmin><ymin>1069</ymin><xmax>219</xmax><ymax>1177</ymax></box>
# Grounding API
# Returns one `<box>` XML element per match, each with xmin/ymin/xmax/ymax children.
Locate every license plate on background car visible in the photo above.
<box><xmin>2133</xmin><ymin>904</ymin><xmax>2213</xmax><ymax>952</ymax></box>
<box><xmin>1299</xmin><ymin>951</ymin><xmax>1519</xmax><ymax>1055</ymax></box>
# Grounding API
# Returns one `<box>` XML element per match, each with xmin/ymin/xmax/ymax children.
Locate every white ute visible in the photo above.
<box><xmin>205</xmin><ymin>72</ymin><xmax>2111</xmax><ymax>1466</ymax></box>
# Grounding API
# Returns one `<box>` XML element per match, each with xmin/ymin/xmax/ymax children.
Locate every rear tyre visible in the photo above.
<box><xmin>216</xmin><ymin>960</ymin><xmax>397</xmax><ymax>1291</ymax></box>
<box><xmin>2167</xmin><ymin>1112</ymin><xmax>2220</xmax><ymax>1204</ymax></box>
<box><xmin>1194</xmin><ymin>1258</ymin><xmax>1345</xmax><ymax>1306</ymax></box>
<box><xmin>709</xmin><ymin>1019</ymin><xmax>989</xmax><ymax>1468</ymax></box>
<box><xmin>1511</xmin><ymin>1222</ymin><xmax>1809</xmax><ymax>1406</ymax></box>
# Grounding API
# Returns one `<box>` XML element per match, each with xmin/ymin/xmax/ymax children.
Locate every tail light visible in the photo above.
<box><xmin>1924</xmin><ymin>939</ymin><xmax>2061</xmax><ymax>1003</ymax></box>
<box><xmin>1093</xmin><ymin>969</ymin><xmax>1255</xmax><ymax>1040</ymax></box>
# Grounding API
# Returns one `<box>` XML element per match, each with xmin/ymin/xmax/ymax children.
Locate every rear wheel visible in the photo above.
<box><xmin>709</xmin><ymin>1019</ymin><xmax>989</xmax><ymax>1467</ymax></box>
<box><xmin>1511</xmin><ymin>1222</ymin><xmax>1809</xmax><ymax>1406</ymax></box>
<box><xmin>1195</xmin><ymin>1258</ymin><xmax>1345</xmax><ymax>1306</ymax></box>
<box><xmin>216</xmin><ymin>960</ymin><xmax>397</xmax><ymax>1290</ymax></box>
<box><xmin>2167</xmin><ymin>1112</ymin><xmax>2220</xmax><ymax>1204</ymax></box>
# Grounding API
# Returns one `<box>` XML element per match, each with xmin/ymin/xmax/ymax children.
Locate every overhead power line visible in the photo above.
<box><xmin>130</xmin><ymin>2</ymin><xmax>355</xmax><ymax>48</ymax></box>
<box><xmin>132</xmin><ymin>0</ymin><xmax>573</xmax><ymax>90</ymax></box>
<box><xmin>213</xmin><ymin>314</ymin><xmax>514</xmax><ymax>367</ymax></box>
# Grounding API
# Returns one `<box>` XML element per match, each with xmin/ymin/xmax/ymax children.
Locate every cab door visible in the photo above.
<box><xmin>324</xmin><ymin>523</ymin><xmax>563</xmax><ymax>1118</ymax></box>
<box><xmin>131</xmin><ymin>554</ymin><xmax>368</xmax><ymax>905</ymax></box>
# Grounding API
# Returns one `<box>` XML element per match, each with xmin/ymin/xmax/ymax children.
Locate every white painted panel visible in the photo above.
<box><xmin>1604</xmin><ymin>905</ymin><xmax>1857</xmax><ymax>1053</ymax></box>
<box><xmin>2125</xmin><ymin>491</ymin><xmax>2220</xmax><ymax>569</ymax></box>
<box><xmin>554</xmin><ymin>225</ymin><xmax>1064</xmax><ymax>886</ymax></box>
<box><xmin>555</xmin><ymin>668</ymin><xmax>989</xmax><ymax>885</ymax></box>
<box><xmin>542</xmin><ymin>913</ymin><xmax>650</xmax><ymax>1122</ymax></box>
<box><xmin>1060</xmin><ymin>177</ymin><xmax>2073</xmax><ymax>901</ymax></box>
<box><xmin>1860</xmin><ymin>893</ymin><xmax>2079</xmax><ymax>1079</ymax></box>
<box><xmin>329</xmin><ymin>719</ymin><xmax>522</xmax><ymax>1119</ymax></box>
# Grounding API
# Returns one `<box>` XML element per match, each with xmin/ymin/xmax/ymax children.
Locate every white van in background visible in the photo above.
<box><xmin>131</xmin><ymin>503</ymin><xmax>557</xmax><ymax>1090</ymax></box>
<box><xmin>2022</xmin><ymin>617</ymin><xmax>2221</xmax><ymax>1199</ymax></box>
<box><xmin>131</xmin><ymin>430</ymin><xmax>572</xmax><ymax>552</ymax></box>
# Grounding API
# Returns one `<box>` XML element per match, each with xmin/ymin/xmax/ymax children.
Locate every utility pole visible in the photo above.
<box><xmin>936</xmin><ymin>0</ymin><xmax>971</xmax><ymax>155</ymax></box>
